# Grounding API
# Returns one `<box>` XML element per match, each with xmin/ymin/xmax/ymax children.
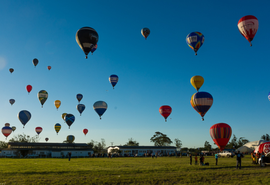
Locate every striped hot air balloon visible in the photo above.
<box><xmin>93</xmin><ymin>101</ymin><xmax>107</xmax><ymax>119</ymax></box>
<box><xmin>35</xmin><ymin>127</ymin><xmax>43</xmax><ymax>135</ymax></box>
<box><xmin>2</xmin><ymin>126</ymin><xmax>12</xmax><ymax>139</ymax></box>
<box><xmin>54</xmin><ymin>123</ymin><xmax>61</xmax><ymax>135</ymax></box>
<box><xmin>109</xmin><ymin>75</ymin><xmax>119</xmax><ymax>89</ymax></box>
<box><xmin>190</xmin><ymin>92</ymin><xmax>213</xmax><ymax>121</ymax></box>
<box><xmin>210</xmin><ymin>123</ymin><xmax>232</xmax><ymax>151</ymax></box>
<box><xmin>18</xmin><ymin>110</ymin><xmax>31</xmax><ymax>128</ymax></box>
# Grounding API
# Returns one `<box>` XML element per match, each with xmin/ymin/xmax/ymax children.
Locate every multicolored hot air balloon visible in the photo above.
<box><xmin>64</xmin><ymin>114</ymin><xmax>75</xmax><ymax>129</ymax></box>
<box><xmin>62</xmin><ymin>113</ymin><xmax>67</xmax><ymax>122</ymax></box>
<box><xmin>76</xmin><ymin>94</ymin><xmax>83</xmax><ymax>103</ymax></box>
<box><xmin>83</xmin><ymin>129</ymin><xmax>88</xmax><ymax>136</ymax></box>
<box><xmin>141</xmin><ymin>28</ymin><xmax>150</xmax><ymax>40</ymax></box>
<box><xmin>210</xmin><ymin>123</ymin><xmax>232</xmax><ymax>151</ymax></box>
<box><xmin>109</xmin><ymin>75</ymin><xmax>119</xmax><ymax>89</ymax></box>
<box><xmin>54</xmin><ymin>123</ymin><xmax>61</xmax><ymax>135</ymax></box>
<box><xmin>67</xmin><ymin>135</ymin><xmax>75</xmax><ymax>143</ymax></box>
<box><xmin>9</xmin><ymin>68</ymin><xmax>14</xmax><ymax>73</ymax></box>
<box><xmin>238</xmin><ymin>15</ymin><xmax>258</xmax><ymax>46</ymax></box>
<box><xmin>38</xmin><ymin>90</ymin><xmax>48</xmax><ymax>108</ymax></box>
<box><xmin>9</xmin><ymin>99</ymin><xmax>15</xmax><ymax>106</ymax></box>
<box><xmin>159</xmin><ymin>105</ymin><xmax>172</xmax><ymax>122</ymax></box>
<box><xmin>190</xmin><ymin>92</ymin><xmax>213</xmax><ymax>121</ymax></box>
<box><xmin>12</xmin><ymin>126</ymin><xmax>16</xmax><ymax>132</ymax></box>
<box><xmin>26</xmin><ymin>85</ymin><xmax>32</xmax><ymax>94</ymax></box>
<box><xmin>268</xmin><ymin>92</ymin><xmax>270</xmax><ymax>101</ymax></box>
<box><xmin>35</xmin><ymin>127</ymin><xmax>43</xmax><ymax>135</ymax></box>
<box><xmin>76</xmin><ymin>27</ymin><xmax>99</xmax><ymax>59</ymax></box>
<box><xmin>190</xmin><ymin>76</ymin><xmax>204</xmax><ymax>91</ymax></box>
<box><xmin>2</xmin><ymin>126</ymin><xmax>12</xmax><ymax>139</ymax></box>
<box><xmin>33</xmin><ymin>58</ymin><xmax>38</xmax><ymax>67</ymax></box>
<box><xmin>93</xmin><ymin>101</ymin><xmax>108</xmax><ymax>119</ymax></box>
<box><xmin>48</xmin><ymin>66</ymin><xmax>51</xmax><ymax>70</ymax></box>
<box><xmin>54</xmin><ymin>100</ymin><xmax>61</xmax><ymax>110</ymax></box>
<box><xmin>45</xmin><ymin>137</ymin><xmax>49</xmax><ymax>142</ymax></box>
<box><xmin>5</xmin><ymin>123</ymin><xmax>10</xmax><ymax>127</ymax></box>
<box><xmin>18</xmin><ymin>110</ymin><xmax>31</xmax><ymax>128</ymax></box>
<box><xmin>77</xmin><ymin>104</ymin><xmax>85</xmax><ymax>116</ymax></box>
<box><xmin>90</xmin><ymin>44</ymin><xmax>97</xmax><ymax>55</ymax></box>
<box><xmin>186</xmin><ymin>32</ymin><xmax>204</xmax><ymax>55</ymax></box>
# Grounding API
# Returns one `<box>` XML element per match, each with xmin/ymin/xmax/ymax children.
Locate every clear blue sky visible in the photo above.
<box><xmin>0</xmin><ymin>0</ymin><xmax>268</xmax><ymax>148</ymax></box>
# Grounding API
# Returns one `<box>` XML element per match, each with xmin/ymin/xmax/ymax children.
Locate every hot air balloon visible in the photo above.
<box><xmin>77</xmin><ymin>104</ymin><xmax>85</xmax><ymax>116</ymax></box>
<box><xmin>76</xmin><ymin>27</ymin><xmax>99</xmax><ymax>59</ymax></box>
<box><xmin>64</xmin><ymin>114</ymin><xmax>75</xmax><ymax>129</ymax></box>
<box><xmin>210</xmin><ymin>123</ymin><xmax>232</xmax><ymax>151</ymax></box>
<box><xmin>67</xmin><ymin>135</ymin><xmax>75</xmax><ymax>143</ymax></box>
<box><xmin>186</xmin><ymin>32</ymin><xmax>204</xmax><ymax>55</ymax></box>
<box><xmin>90</xmin><ymin>44</ymin><xmax>97</xmax><ymax>55</ymax></box>
<box><xmin>9</xmin><ymin>68</ymin><xmax>14</xmax><ymax>73</ymax></box>
<box><xmin>190</xmin><ymin>76</ymin><xmax>204</xmax><ymax>91</ymax></box>
<box><xmin>93</xmin><ymin>101</ymin><xmax>108</xmax><ymax>119</ymax></box>
<box><xmin>11</xmin><ymin>126</ymin><xmax>16</xmax><ymax>132</ymax></box>
<box><xmin>33</xmin><ymin>58</ymin><xmax>38</xmax><ymax>67</ymax></box>
<box><xmin>2</xmin><ymin>126</ymin><xmax>12</xmax><ymax>139</ymax></box>
<box><xmin>83</xmin><ymin>129</ymin><xmax>88</xmax><ymax>136</ymax></box>
<box><xmin>18</xmin><ymin>110</ymin><xmax>31</xmax><ymax>128</ymax></box>
<box><xmin>4</xmin><ymin>123</ymin><xmax>10</xmax><ymax>127</ymax></box>
<box><xmin>159</xmin><ymin>105</ymin><xmax>172</xmax><ymax>122</ymax></box>
<box><xmin>54</xmin><ymin>100</ymin><xmax>61</xmax><ymax>110</ymax></box>
<box><xmin>190</xmin><ymin>92</ymin><xmax>213</xmax><ymax>121</ymax></box>
<box><xmin>38</xmin><ymin>90</ymin><xmax>48</xmax><ymax>108</ymax></box>
<box><xmin>238</xmin><ymin>15</ymin><xmax>258</xmax><ymax>46</ymax></box>
<box><xmin>26</xmin><ymin>85</ymin><xmax>32</xmax><ymax>94</ymax></box>
<box><xmin>76</xmin><ymin>94</ymin><xmax>83</xmax><ymax>103</ymax></box>
<box><xmin>48</xmin><ymin>66</ymin><xmax>51</xmax><ymax>70</ymax></box>
<box><xmin>54</xmin><ymin>123</ymin><xmax>61</xmax><ymax>135</ymax></box>
<box><xmin>62</xmin><ymin>113</ymin><xmax>67</xmax><ymax>122</ymax></box>
<box><xmin>268</xmin><ymin>92</ymin><xmax>270</xmax><ymax>101</ymax></box>
<box><xmin>35</xmin><ymin>127</ymin><xmax>43</xmax><ymax>135</ymax></box>
<box><xmin>45</xmin><ymin>138</ymin><xmax>49</xmax><ymax>142</ymax></box>
<box><xmin>109</xmin><ymin>75</ymin><xmax>119</xmax><ymax>89</ymax></box>
<box><xmin>141</xmin><ymin>28</ymin><xmax>150</xmax><ymax>40</ymax></box>
<box><xmin>9</xmin><ymin>99</ymin><xmax>15</xmax><ymax>106</ymax></box>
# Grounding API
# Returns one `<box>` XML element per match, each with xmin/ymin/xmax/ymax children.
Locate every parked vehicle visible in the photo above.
<box><xmin>218</xmin><ymin>151</ymin><xmax>235</xmax><ymax>158</ymax></box>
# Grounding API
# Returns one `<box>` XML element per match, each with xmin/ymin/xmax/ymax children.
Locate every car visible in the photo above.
<box><xmin>218</xmin><ymin>151</ymin><xmax>235</xmax><ymax>158</ymax></box>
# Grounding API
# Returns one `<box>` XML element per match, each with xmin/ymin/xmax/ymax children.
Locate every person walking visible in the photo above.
<box><xmin>215</xmin><ymin>152</ymin><xmax>218</xmax><ymax>165</ymax></box>
<box><xmin>68</xmin><ymin>152</ymin><xmax>71</xmax><ymax>161</ymax></box>
<box><xmin>236</xmin><ymin>151</ymin><xmax>243</xmax><ymax>169</ymax></box>
<box><xmin>190</xmin><ymin>153</ymin><xmax>192</xmax><ymax>165</ymax></box>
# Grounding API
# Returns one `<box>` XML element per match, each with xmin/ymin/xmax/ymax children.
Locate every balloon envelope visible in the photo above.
<box><xmin>210</xmin><ymin>123</ymin><xmax>232</xmax><ymax>151</ymax></box>
<box><xmin>26</xmin><ymin>85</ymin><xmax>32</xmax><ymax>94</ymax></box>
<box><xmin>54</xmin><ymin>100</ymin><xmax>61</xmax><ymax>110</ymax></box>
<box><xmin>254</xmin><ymin>142</ymin><xmax>270</xmax><ymax>154</ymax></box>
<box><xmin>141</xmin><ymin>28</ymin><xmax>150</xmax><ymax>39</ymax></box>
<box><xmin>76</xmin><ymin>94</ymin><xmax>83</xmax><ymax>103</ymax></box>
<box><xmin>48</xmin><ymin>66</ymin><xmax>51</xmax><ymax>70</ymax></box>
<box><xmin>76</xmin><ymin>27</ymin><xmax>99</xmax><ymax>58</ymax></box>
<box><xmin>9</xmin><ymin>68</ymin><xmax>14</xmax><ymax>73</ymax></box>
<box><xmin>11</xmin><ymin>126</ymin><xmax>16</xmax><ymax>132</ymax></box>
<box><xmin>83</xmin><ymin>129</ymin><xmax>88</xmax><ymax>135</ymax></box>
<box><xmin>18</xmin><ymin>110</ymin><xmax>31</xmax><ymax>128</ymax></box>
<box><xmin>238</xmin><ymin>15</ymin><xmax>258</xmax><ymax>46</ymax></box>
<box><xmin>45</xmin><ymin>138</ymin><xmax>49</xmax><ymax>142</ymax></box>
<box><xmin>54</xmin><ymin>123</ymin><xmax>61</xmax><ymax>134</ymax></box>
<box><xmin>9</xmin><ymin>99</ymin><xmax>15</xmax><ymax>105</ymax></box>
<box><xmin>62</xmin><ymin>113</ymin><xmax>67</xmax><ymax>121</ymax></box>
<box><xmin>64</xmin><ymin>114</ymin><xmax>75</xmax><ymax>129</ymax></box>
<box><xmin>35</xmin><ymin>127</ymin><xmax>43</xmax><ymax>135</ymax></box>
<box><xmin>93</xmin><ymin>101</ymin><xmax>108</xmax><ymax>119</ymax></box>
<box><xmin>186</xmin><ymin>32</ymin><xmax>204</xmax><ymax>55</ymax></box>
<box><xmin>38</xmin><ymin>90</ymin><xmax>48</xmax><ymax>107</ymax></box>
<box><xmin>33</xmin><ymin>58</ymin><xmax>38</xmax><ymax>67</ymax></box>
<box><xmin>159</xmin><ymin>105</ymin><xmax>172</xmax><ymax>122</ymax></box>
<box><xmin>190</xmin><ymin>76</ymin><xmax>204</xmax><ymax>91</ymax></box>
<box><xmin>2</xmin><ymin>126</ymin><xmax>12</xmax><ymax>138</ymax></box>
<box><xmin>5</xmin><ymin>123</ymin><xmax>10</xmax><ymax>127</ymax></box>
<box><xmin>190</xmin><ymin>92</ymin><xmax>213</xmax><ymax>120</ymax></box>
<box><xmin>67</xmin><ymin>135</ymin><xmax>75</xmax><ymax>143</ymax></box>
<box><xmin>77</xmin><ymin>104</ymin><xmax>85</xmax><ymax>116</ymax></box>
<box><xmin>109</xmin><ymin>75</ymin><xmax>119</xmax><ymax>89</ymax></box>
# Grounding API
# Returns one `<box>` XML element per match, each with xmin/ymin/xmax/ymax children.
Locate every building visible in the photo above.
<box><xmin>0</xmin><ymin>142</ymin><xmax>94</xmax><ymax>158</ymax></box>
<box><xmin>107</xmin><ymin>146</ymin><xmax>177</xmax><ymax>156</ymax></box>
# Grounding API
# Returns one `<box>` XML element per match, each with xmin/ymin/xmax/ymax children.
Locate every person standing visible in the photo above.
<box><xmin>195</xmin><ymin>155</ymin><xmax>198</xmax><ymax>165</ymax></box>
<box><xmin>68</xmin><ymin>152</ymin><xmax>71</xmax><ymax>161</ymax></box>
<box><xmin>256</xmin><ymin>152</ymin><xmax>260</xmax><ymax>164</ymax></box>
<box><xmin>215</xmin><ymin>152</ymin><xmax>218</xmax><ymax>165</ymax></box>
<box><xmin>190</xmin><ymin>153</ymin><xmax>192</xmax><ymax>165</ymax></box>
<box><xmin>236</xmin><ymin>151</ymin><xmax>243</xmax><ymax>169</ymax></box>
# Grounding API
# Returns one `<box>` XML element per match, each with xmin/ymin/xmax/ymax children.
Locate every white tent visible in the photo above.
<box><xmin>236</xmin><ymin>140</ymin><xmax>268</xmax><ymax>153</ymax></box>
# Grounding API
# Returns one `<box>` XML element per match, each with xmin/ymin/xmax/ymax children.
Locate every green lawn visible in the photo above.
<box><xmin>0</xmin><ymin>156</ymin><xmax>270</xmax><ymax>184</ymax></box>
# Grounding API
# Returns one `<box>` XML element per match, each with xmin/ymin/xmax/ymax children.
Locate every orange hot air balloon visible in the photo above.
<box><xmin>159</xmin><ymin>105</ymin><xmax>172</xmax><ymax>122</ymax></box>
<box><xmin>48</xmin><ymin>66</ymin><xmax>51</xmax><ymax>70</ymax></box>
<box><xmin>210</xmin><ymin>123</ymin><xmax>232</xmax><ymax>151</ymax></box>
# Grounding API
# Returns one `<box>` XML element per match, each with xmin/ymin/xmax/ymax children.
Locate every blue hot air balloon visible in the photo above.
<box><xmin>9</xmin><ymin>99</ymin><xmax>15</xmax><ymax>106</ymax></box>
<box><xmin>76</xmin><ymin>94</ymin><xmax>83</xmax><ymax>103</ymax></box>
<box><xmin>76</xmin><ymin>104</ymin><xmax>85</xmax><ymax>116</ymax></box>
<box><xmin>64</xmin><ymin>114</ymin><xmax>75</xmax><ymax>129</ymax></box>
<box><xmin>109</xmin><ymin>75</ymin><xmax>119</xmax><ymax>89</ymax></box>
<box><xmin>93</xmin><ymin>101</ymin><xmax>107</xmax><ymax>119</ymax></box>
<box><xmin>18</xmin><ymin>110</ymin><xmax>31</xmax><ymax>128</ymax></box>
<box><xmin>186</xmin><ymin>32</ymin><xmax>204</xmax><ymax>55</ymax></box>
<box><xmin>190</xmin><ymin>92</ymin><xmax>213</xmax><ymax>121</ymax></box>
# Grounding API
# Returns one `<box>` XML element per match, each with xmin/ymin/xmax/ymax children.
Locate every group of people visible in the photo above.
<box><xmin>189</xmin><ymin>154</ymin><xmax>206</xmax><ymax>165</ymax></box>
<box><xmin>251</xmin><ymin>151</ymin><xmax>265</xmax><ymax>165</ymax></box>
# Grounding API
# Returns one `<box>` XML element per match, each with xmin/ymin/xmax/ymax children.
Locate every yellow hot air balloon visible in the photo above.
<box><xmin>190</xmin><ymin>75</ymin><xmax>204</xmax><ymax>91</ymax></box>
<box><xmin>54</xmin><ymin>100</ymin><xmax>61</xmax><ymax>110</ymax></box>
<box><xmin>62</xmin><ymin>113</ymin><xmax>67</xmax><ymax>121</ymax></box>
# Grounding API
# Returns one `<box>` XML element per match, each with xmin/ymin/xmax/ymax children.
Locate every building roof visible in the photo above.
<box><xmin>109</xmin><ymin>146</ymin><xmax>176</xmax><ymax>149</ymax></box>
<box><xmin>8</xmin><ymin>142</ymin><xmax>89</xmax><ymax>147</ymax></box>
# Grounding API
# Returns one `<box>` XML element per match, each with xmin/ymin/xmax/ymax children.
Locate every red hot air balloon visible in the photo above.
<box><xmin>26</xmin><ymin>85</ymin><xmax>32</xmax><ymax>94</ymax></box>
<box><xmin>35</xmin><ymin>127</ymin><xmax>43</xmax><ymax>135</ymax></box>
<box><xmin>83</xmin><ymin>128</ymin><xmax>88</xmax><ymax>136</ymax></box>
<box><xmin>47</xmin><ymin>66</ymin><xmax>51</xmax><ymax>70</ymax></box>
<box><xmin>238</xmin><ymin>15</ymin><xmax>258</xmax><ymax>46</ymax></box>
<box><xmin>210</xmin><ymin>123</ymin><xmax>232</xmax><ymax>151</ymax></box>
<box><xmin>159</xmin><ymin>105</ymin><xmax>172</xmax><ymax>122</ymax></box>
<box><xmin>2</xmin><ymin>126</ymin><xmax>12</xmax><ymax>139</ymax></box>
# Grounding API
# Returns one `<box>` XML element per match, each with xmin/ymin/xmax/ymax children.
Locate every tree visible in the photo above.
<box><xmin>261</xmin><ymin>134</ymin><xmax>270</xmax><ymax>141</ymax></box>
<box><xmin>174</xmin><ymin>138</ymin><xmax>182</xmax><ymax>148</ymax></box>
<box><xmin>226</xmin><ymin>134</ymin><xmax>238</xmax><ymax>149</ymax></box>
<box><xmin>9</xmin><ymin>133</ymin><xmax>39</xmax><ymax>143</ymax></box>
<box><xmin>87</xmin><ymin>139</ymin><xmax>106</xmax><ymax>153</ymax></box>
<box><xmin>204</xmin><ymin>141</ymin><xmax>212</xmax><ymax>151</ymax></box>
<box><xmin>237</xmin><ymin>137</ymin><xmax>249</xmax><ymax>147</ymax></box>
<box><xmin>150</xmin><ymin>132</ymin><xmax>172</xmax><ymax>146</ymax></box>
<box><xmin>0</xmin><ymin>141</ymin><xmax>8</xmax><ymax>148</ymax></box>
<box><xmin>124</xmin><ymin>138</ymin><xmax>139</xmax><ymax>146</ymax></box>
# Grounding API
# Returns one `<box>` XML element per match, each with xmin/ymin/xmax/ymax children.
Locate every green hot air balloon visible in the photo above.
<box><xmin>38</xmin><ymin>90</ymin><xmax>48</xmax><ymax>108</ymax></box>
<box><xmin>67</xmin><ymin>135</ymin><xmax>75</xmax><ymax>143</ymax></box>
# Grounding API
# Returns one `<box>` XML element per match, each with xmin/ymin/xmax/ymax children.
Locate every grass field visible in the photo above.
<box><xmin>0</xmin><ymin>156</ymin><xmax>270</xmax><ymax>184</ymax></box>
